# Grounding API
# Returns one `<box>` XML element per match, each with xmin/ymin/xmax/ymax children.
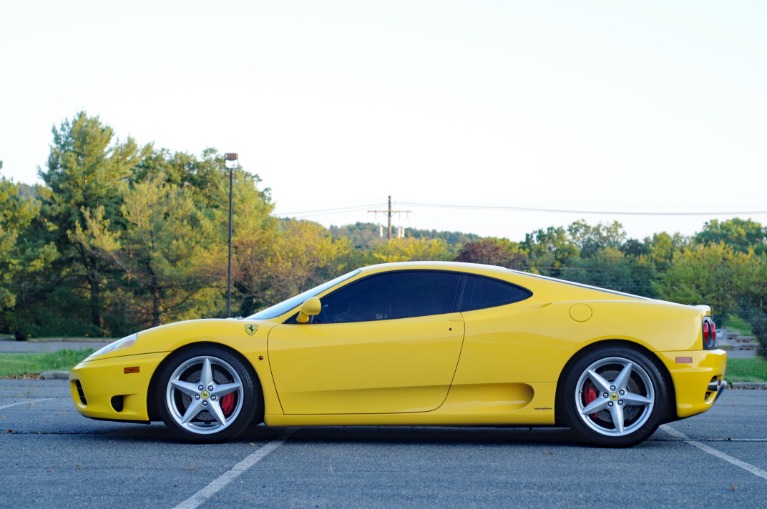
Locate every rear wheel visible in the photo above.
<box><xmin>561</xmin><ymin>347</ymin><xmax>667</xmax><ymax>447</ymax></box>
<box><xmin>157</xmin><ymin>347</ymin><xmax>259</xmax><ymax>442</ymax></box>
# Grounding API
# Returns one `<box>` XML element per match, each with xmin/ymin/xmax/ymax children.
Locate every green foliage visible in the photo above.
<box><xmin>368</xmin><ymin>237</ymin><xmax>453</xmax><ymax>263</ymax></box>
<box><xmin>455</xmin><ymin>238</ymin><xmax>527</xmax><ymax>269</ymax></box>
<box><xmin>732</xmin><ymin>254</ymin><xmax>767</xmax><ymax>353</ymax></box>
<box><xmin>741</xmin><ymin>307</ymin><xmax>767</xmax><ymax>357</ymax></box>
<box><xmin>80</xmin><ymin>171</ymin><xmax>224</xmax><ymax>327</ymax></box>
<box><xmin>37</xmin><ymin>112</ymin><xmax>150</xmax><ymax>335</ymax></box>
<box><xmin>404</xmin><ymin>227</ymin><xmax>480</xmax><ymax>246</ymax></box>
<box><xmin>725</xmin><ymin>314</ymin><xmax>753</xmax><ymax>335</ymax></box>
<box><xmin>237</xmin><ymin>218</ymin><xmax>353</xmax><ymax>315</ymax></box>
<box><xmin>330</xmin><ymin>222</ymin><xmax>386</xmax><ymax>249</ymax></box>
<box><xmin>567</xmin><ymin>220</ymin><xmax>626</xmax><ymax>258</ymax></box>
<box><xmin>78</xmin><ymin>148</ymin><xmax>280</xmax><ymax>328</ymax></box>
<box><xmin>0</xmin><ymin>172</ymin><xmax>58</xmax><ymax>338</ymax></box>
<box><xmin>3</xmin><ymin>112</ymin><xmax>767</xmax><ymax>349</ymax></box>
<box><xmin>696</xmin><ymin>218</ymin><xmax>767</xmax><ymax>255</ymax></box>
<box><xmin>561</xmin><ymin>247</ymin><xmax>657</xmax><ymax>296</ymax></box>
<box><xmin>330</xmin><ymin>222</ymin><xmax>480</xmax><ymax>250</ymax></box>
<box><xmin>652</xmin><ymin>243</ymin><xmax>746</xmax><ymax>320</ymax></box>
<box><xmin>646</xmin><ymin>232</ymin><xmax>689</xmax><ymax>272</ymax></box>
<box><xmin>521</xmin><ymin>226</ymin><xmax>579</xmax><ymax>276</ymax></box>
<box><xmin>0</xmin><ymin>175</ymin><xmax>39</xmax><ymax>308</ymax></box>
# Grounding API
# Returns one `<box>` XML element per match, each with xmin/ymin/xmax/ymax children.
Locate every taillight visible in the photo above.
<box><xmin>702</xmin><ymin>318</ymin><xmax>717</xmax><ymax>349</ymax></box>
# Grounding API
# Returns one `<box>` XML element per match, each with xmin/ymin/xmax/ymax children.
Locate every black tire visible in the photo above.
<box><xmin>157</xmin><ymin>346</ymin><xmax>259</xmax><ymax>442</ymax></box>
<box><xmin>560</xmin><ymin>346</ymin><xmax>667</xmax><ymax>447</ymax></box>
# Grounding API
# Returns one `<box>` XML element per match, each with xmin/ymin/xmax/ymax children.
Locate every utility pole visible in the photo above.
<box><xmin>368</xmin><ymin>196</ymin><xmax>411</xmax><ymax>241</ymax></box>
<box><xmin>224</xmin><ymin>153</ymin><xmax>238</xmax><ymax>318</ymax></box>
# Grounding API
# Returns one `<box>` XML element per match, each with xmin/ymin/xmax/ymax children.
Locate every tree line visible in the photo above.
<box><xmin>1</xmin><ymin>112</ymin><xmax>766</xmax><ymax>354</ymax></box>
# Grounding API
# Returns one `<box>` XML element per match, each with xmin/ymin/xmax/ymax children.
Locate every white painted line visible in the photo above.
<box><xmin>661</xmin><ymin>424</ymin><xmax>767</xmax><ymax>481</ymax></box>
<box><xmin>0</xmin><ymin>398</ymin><xmax>54</xmax><ymax>411</ymax></box>
<box><xmin>173</xmin><ymin>431</ymin><xmax>293</xmax><ymax>509</ymax></box>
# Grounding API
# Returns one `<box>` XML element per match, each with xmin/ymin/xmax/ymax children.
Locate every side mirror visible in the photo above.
<box><xmin>296</xmin><ymin>297</ymin><xmax>322</xmax><ymax>324</ymax></box>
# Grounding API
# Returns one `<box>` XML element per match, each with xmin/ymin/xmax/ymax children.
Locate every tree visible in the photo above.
<box><xmin>80</xmin><ymin>172</ymin><xmax>225</xmax><ymax>328</ymax></box>
<box><xmin>455</xmin><ymin>237</ymin><xmax>527</xmax><ymax>269</ymax></box>
<box><xmin>695</xmin><ymin>218</ymin><xmax>766</xmax><ymax>254</ymax></box>
<box><xmin>0</xmin><ymin>172</ymin><xmax>36</xmax><ymax>309</ymax></box>
<box><xmin>38</xmin><ymin>112</ymin><xmax>147</xmax><ymax>334</ymax></box>
<box><xmin>521</xmin><ymin>226</ymin><xmax>579</xmax><ymax>276</ymax></box>
<box><xmin>330</xmin><ymin>223</ymin><xmax>474</xmax><ymax>256</ymax></box>
<box><xmin>368</xmin><ymin>237</ymin><xmax>453</xmax><ymax>263</ymax></box>
<box><xmin>561</xmin><ymin>247</ymin><xmax>657</xmax><ymax>296</ymax></box>
<box><xmin>237</xmin><ymin>219</ymin><xmax>353</xmax><ymax>314</ymax></box>
<box><xmin>0</xmin><ymin>169</ymin><xmax>58</xmax><ymax>338</ymax></box>
<box><xmin>646</xmin><ymin>231</ymin><xmax>689</xmax><ymax>273</ymax></box>
<box><xmin>404</xmin><ymin>227</ymin><xmax>480</xmax><ymax>246</ymax></box>
<box><xmin>652</xmin><ymin>243</ymin><xmax>746</xmax><ymax>321</ymax></box>
<box><xmin>77</xmin><ymin>146</ymin><xmax>281</xmax><ymax>329</ymax></box>
<box><xmin>567</xmin><ymin>220</ymin><xmax>626</xmax><ymax>258</ymax></box>
<box><xmin>621</xmin><ymin>237</ymin><xmax>651</xmax><ymax>258</ymax></box>
<box><xmin>730</xmin><ymin>251</ymin><xmax>767</xmax><ymax>356</ymax></box>
<box><xmin>330</xmin><ymin>222</ymin><xmax>387</xmax><ymax>249</ymax></box>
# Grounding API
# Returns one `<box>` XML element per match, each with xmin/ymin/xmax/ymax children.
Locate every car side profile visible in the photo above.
<box><xmin>70</xmin><ymin>261</ymin><xmax>727</xmax><ymax>447</ymax></box>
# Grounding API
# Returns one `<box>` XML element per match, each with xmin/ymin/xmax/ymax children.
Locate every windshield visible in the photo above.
<box><xmin>246</xmin><ymin>269</ymin><xmax>361</xmax><ymax>320</ymax></box>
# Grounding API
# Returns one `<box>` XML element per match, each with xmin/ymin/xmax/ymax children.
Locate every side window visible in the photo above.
<box><xmin>459</xmin><ymin>275</ymin><xmax>531</xmax><ymax>312</ymax></box>
<box><xmin>318</xmin><ymin>271</ymin><xmax>462</xmax><ymax>323</ymax></box>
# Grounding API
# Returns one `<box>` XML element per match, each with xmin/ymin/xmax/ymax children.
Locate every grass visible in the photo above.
<box><xmin>726</xmin><ymin>357</ymin><xmax>767</xmax><ymax>383</ymax></box>
<box><xmin>0</xmin><ymin>349</ymin><xmax>96</xmax><ymax>378</ymax></box>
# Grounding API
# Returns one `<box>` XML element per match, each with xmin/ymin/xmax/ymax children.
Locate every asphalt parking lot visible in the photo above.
<box><xmin>1</xmin><ymin>378</ymin><xmax>765</xmax><ymax>509</ymax></box>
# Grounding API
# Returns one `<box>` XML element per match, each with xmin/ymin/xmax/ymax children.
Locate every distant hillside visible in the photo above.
<box><xmin>18</xmin><ymin>183</ymin><xmax>38</xmax><ymax>200</ymax></box>
<box><xmin>329</xmin><ymin>222</ymin><xmax>480</xmax><ymax>249</ymax></box>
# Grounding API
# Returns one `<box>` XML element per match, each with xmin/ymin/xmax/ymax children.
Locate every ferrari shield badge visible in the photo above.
<box><xmin>245</xmin><ymin>324</ymin><xmax>258</xmax><ymax>336</ymax></box>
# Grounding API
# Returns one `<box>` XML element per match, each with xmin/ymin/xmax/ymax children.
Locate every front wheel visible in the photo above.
<box><xmin>157</xmin><ymin>347</ymin><xmax>259</xmax><ymax>442</ymax></box>
<box><xmin>560</xmin><ymin>347</ymin><xmax>667</xmax><ymax>447</ymax></box>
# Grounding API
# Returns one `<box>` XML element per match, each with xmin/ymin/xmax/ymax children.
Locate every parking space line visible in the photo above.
<box><xmin>0</xmin><ymin>399</ymin><xmax>54</xmax><ymax>411</ymax></box>
<box><xmin>172</xmin><ymin>430</ymin><xmax>294</xmax><ymax>509</ymax></box>
<box><xmin>661</xmin><ymin>424</ymin><xmax>767</xmax><ymax>481</ymax></box>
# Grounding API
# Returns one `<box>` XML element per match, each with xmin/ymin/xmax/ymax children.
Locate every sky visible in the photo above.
<box><xmin>2</xmin><ymin>0</ymin><xmax>766</xmax><ymax>242</ymax></box>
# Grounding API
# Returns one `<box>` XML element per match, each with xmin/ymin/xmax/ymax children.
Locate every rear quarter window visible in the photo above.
<box><xmin>460</xmin><ymin>275</ymin><xmax>532</xmax><ymax>312</ymax></box>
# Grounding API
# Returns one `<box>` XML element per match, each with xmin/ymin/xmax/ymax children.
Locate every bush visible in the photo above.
<box><xmin>741</xmin><ymin>308</ymin><xmax>767</xmax><ymax>360</ymax></box>
<box><xmin>724</xmin><ymin>314</ymin><xmax>753</xmax><ymax>335</ymax></box>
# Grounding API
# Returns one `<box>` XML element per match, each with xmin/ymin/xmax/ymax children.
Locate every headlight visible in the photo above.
<box><xmin>85</xmin><ymin>333</ymin><xmax>138</xmax><ymax>361</ymax></box>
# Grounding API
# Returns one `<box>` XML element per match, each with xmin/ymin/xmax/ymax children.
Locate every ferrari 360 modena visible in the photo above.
<box><xmin>70</xmin><ymin>261</ymin><xmax>726</xmax><ymax>447</ymax></box>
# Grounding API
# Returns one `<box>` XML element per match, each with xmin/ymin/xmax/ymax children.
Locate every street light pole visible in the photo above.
<box><xmin>224</xmin><ymin>153</ymin><xmax>238</xmax><ymax>317</ymax></box>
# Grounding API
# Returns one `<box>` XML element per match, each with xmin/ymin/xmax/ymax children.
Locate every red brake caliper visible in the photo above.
<box><xmin>584</xmin><ymin>383</ymin><xmax>599</xmax><ymax>421</ymax></box>
<box><xmin>220</xmin><ymin>393</ymin><xmax>235</xmax><ymax>416</ymax></box>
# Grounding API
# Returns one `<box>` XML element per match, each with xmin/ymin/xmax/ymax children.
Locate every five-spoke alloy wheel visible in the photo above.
<box><xmin>157</xmin><ymin>347</ymin><xmax>259</xmax><ymax>442</ymax></box>
<box><xmin>561</xmin><ymin>346</ymin><xmax>667</xmax><ymax>447</ymax></box>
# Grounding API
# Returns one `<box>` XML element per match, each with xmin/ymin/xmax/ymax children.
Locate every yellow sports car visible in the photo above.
<box><xmin>70</xmin><ymin>261</ymin><xmax>727</xmax><ymax>447</ymax></box>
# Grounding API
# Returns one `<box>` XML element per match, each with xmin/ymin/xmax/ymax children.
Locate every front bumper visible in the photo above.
<box><xmin>69</xmin><ymin>352</ymin><xmax>167</xmax><ymax>422</ymax></box>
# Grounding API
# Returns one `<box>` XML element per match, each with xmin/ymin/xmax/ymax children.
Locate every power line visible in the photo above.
<box><xmin>396</xmin><ymin>201</ymin><xmax>767</xmax><ymax>217</ymax></box>
<box><xmin>276</xmin><ymin>203</ymin><xmax>381</xmax><ymax>218</ymax></box>
<box><xmin>275</xmin><ymin>198</ymin><xmax>767</xmax><ymax>224</ymax></box>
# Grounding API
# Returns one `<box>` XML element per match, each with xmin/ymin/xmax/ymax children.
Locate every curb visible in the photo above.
<box><xmin>730</xmin><ymin>382</ymin><xmax>767</xmax><ymax>390</ymax></box>
<box><xmin>39</xmin><ymin>371</ymin><xmax>69</xmax><ymax>380</ymax></box>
